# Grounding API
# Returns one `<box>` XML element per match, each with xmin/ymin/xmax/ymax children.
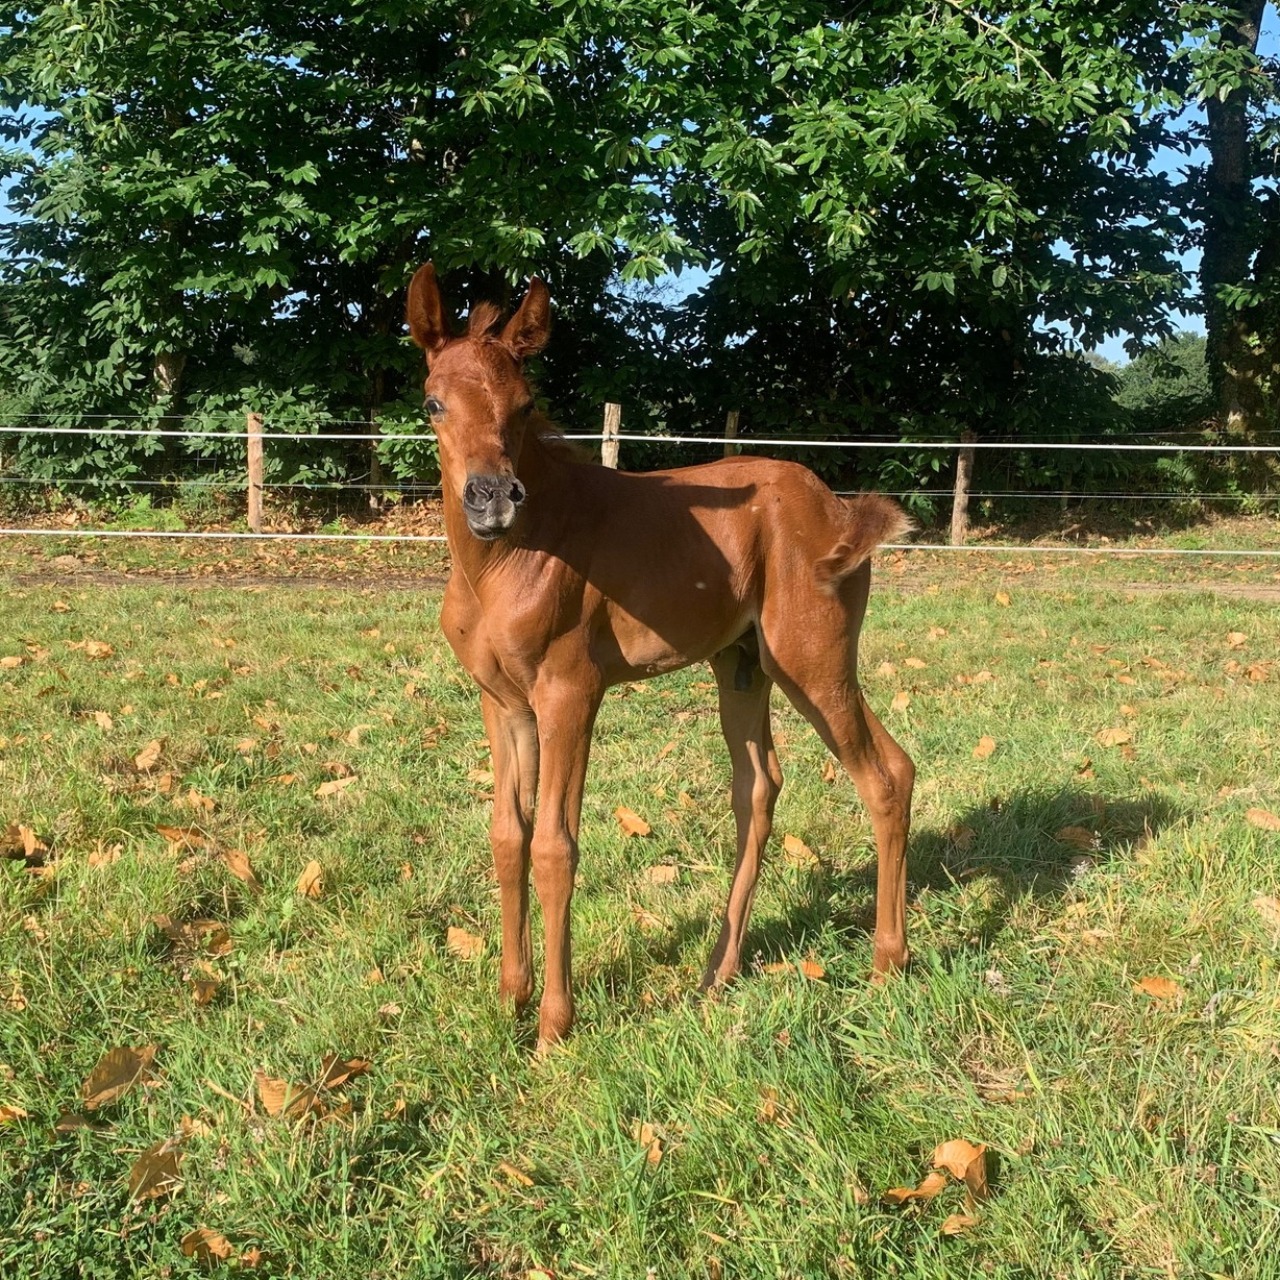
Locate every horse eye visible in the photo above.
<box><xmin>425</xmin><ymin>396</ymin><xmax>444</xmax><ymax>417</ymax></box>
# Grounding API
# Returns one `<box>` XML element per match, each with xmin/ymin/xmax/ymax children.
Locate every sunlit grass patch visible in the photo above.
<box><xmin>2</xmin><ymin>560</ymin><xmax>1278</xmax><ymax>1278</ymax></box>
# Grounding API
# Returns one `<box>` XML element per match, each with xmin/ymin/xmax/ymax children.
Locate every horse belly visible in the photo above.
<box><xmin>602</xmin><ymin>586</ymin><xmax>752</xmax><ymax>682</ymax></box>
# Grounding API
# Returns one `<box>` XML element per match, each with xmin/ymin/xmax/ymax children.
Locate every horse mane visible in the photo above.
<box><xmin>467</xmin><ymin>301</ymin><xmax>503</xmax><ymax>338</ymax></box>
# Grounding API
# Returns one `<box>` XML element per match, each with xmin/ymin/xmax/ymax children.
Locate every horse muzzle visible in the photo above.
<box><xmin>462</xmin><ymin>473</ymin><xmax>526</xmax><ymax>540</ymax></box>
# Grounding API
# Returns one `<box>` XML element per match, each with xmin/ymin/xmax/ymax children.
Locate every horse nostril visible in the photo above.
<box><xmin>509</xmin><ymin>479</ymin><xmax>526</xmax><ymax>506</ymax></box>
<box><xmin>463</xmin><ymin>478</ymin><xmax>482</xmax><ymax>509</ymax></box>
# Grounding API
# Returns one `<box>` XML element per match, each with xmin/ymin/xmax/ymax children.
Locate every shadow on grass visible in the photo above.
<box><xmin>591</xmin><ymin>784</ymin><xmax>1189</xmax><ymax>993</ymax></box>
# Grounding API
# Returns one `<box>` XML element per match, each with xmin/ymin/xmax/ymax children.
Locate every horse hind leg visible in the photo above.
<box><xmin>701</xmin><ymin>639</ymin><xmax>783</xmax><ymax>990</ymax></box>
<box><xmin>761</xmin><ymin>602</ymin><xmax>915</xmax><ymax>975</ymax></box>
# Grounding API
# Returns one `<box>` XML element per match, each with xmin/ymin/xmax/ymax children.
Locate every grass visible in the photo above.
<box><xmin>2</xmin><ymin>544</ymin><xmax>1279</xmax><ymax>1279</ymax></box>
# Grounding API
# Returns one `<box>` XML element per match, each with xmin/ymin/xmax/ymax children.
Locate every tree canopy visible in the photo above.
<box><xmin>0</xmin><ymin>1</ymin><xmax>1275</xmax><ymax>487</ymax></box>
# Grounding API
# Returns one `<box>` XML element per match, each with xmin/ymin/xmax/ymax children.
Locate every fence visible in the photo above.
<box><xmin>1</xmin><ymin>408</ymin><xmax>1279</xmax><ymax>557</ymax></box>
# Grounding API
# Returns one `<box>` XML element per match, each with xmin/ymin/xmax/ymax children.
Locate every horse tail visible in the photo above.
<box><xmin>813</xmin><ymin>494</ymin><xmax>914</xmax><ymax>593</ymax></box>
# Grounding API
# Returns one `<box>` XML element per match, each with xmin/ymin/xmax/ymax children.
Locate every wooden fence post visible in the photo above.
<box><xmin>246</xmin><ymin>411</ymin><xmax>264</xmax><ymax>534</ymax></box>
<box><xmin>723</xmin><ymin>409</ymin><xmax>741</xmax><ymax>457</ymax></box>
<box><xmin>368</xmin><ymin>413</ymin><xmax>384</xmax><ymax>510</ymax></box>
<box><xmin>602</xmin><ymin>402</ymin><xmax>621</xmax><ymax>469</ymax></box>
<box><xmin>949</xmin><ymin>429</ymin><xmax>977</xmax><ymax>546</ymax></box>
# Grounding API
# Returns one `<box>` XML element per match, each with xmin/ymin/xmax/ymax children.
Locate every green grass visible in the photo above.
<box><xmin>2</xmin><ymin>551</ymin><xmax>1279</xmax><ymax>1279</ymax></box>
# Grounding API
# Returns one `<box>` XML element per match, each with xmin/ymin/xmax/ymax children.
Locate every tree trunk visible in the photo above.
<box><xmin>1202</xmin><ymin>0</ymin><xmax>1267</xmax><ymax>435</ymax></box>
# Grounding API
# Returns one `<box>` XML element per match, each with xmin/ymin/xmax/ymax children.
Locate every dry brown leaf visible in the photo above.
<box><xmin>497</xmin><ymin>1160</ymin><xmax>534</xmax><ymax>1188</ymax></box>
<box><xmin>757</xmin><ymin>1087</ymin><xmax>781</xmax><ymax>1124</ymax></box>
<box><xmin>903</xmin><ymin>657</ymin><xmax>927</xmax><ymax>669</ymax></box>
<box><xmin>821</xmin><ymin>758</ymin><xmax>839</xmax><ymax>784</ymax></box>
<box><xmin>631</xmin><ymin>906</ymin><xmax>665</xmax><ymax>931</ymax></box>
<box><xmin>315</xmin><ymin>775</ymin><xmax>358</xmax><ymax>799</ymax></box>
<box><xmin>1055</xmin><ymin>825</ymin><xmax>1096</xmax><ymax>850</ymax></box>
<box><xmin>127</xmin><ymin>1139</ymin><xmax>183</xmax><ymax>1201</ymax></box>
<box><xmin>181</xmin><ymin>1228</ymin><xmax>234</xmax><ymax>1265</ymax></box>
<box><xmin>932</xmin><ymin>1139</ymin><xmax>989</xmax><ymax>1200</ymax></box>
<box><xmin>81</xmin><ymin>640</ymin><xmax>115</xmax><ymax>660</ymax></box>
<box><xmin>1134</xmin><ymin>975</ymin><xmax>1184</xmax><ymax>1001</ymax></box>
<box><xmin>1096</xmin><ymin>726</ymin><xmax>1132</xmax><ymax>748</ymax></box>
<box><xmin>762</xmin><ymin>960</ymin><xmax>793</xmax><ymax>975</ymax></box>
<box><xmin>92</xmin><ymin>710</ymin><xmax>114</xmax><ymax>731</ymax></box>
<box><xmin>296</xmin><ymin>860</ymin><xmax>324</xmax><ymax>898</ymax></box>
<box><xmin>1252</xmin><ymin>895</ymin><xmax>1280</xmax><ymax>930</ymax></box>
<box><xmin>877</xmin><ymin>660</ymin><xmax>897</xmax><ymax>677</ymax></box>
<box><xmin>631</xmin><ymin>1120</ymin><xmax>663</xmax><ymax>1165</ymax></box>
<box><xmin>221</xmin><ymin>848</ymin><xmax>261</xmax><ymax>892</ymax></box>
<box><xmin>615</xmin><ymin>805</ymin><xmax>652</xmax><ymax>838</ymax></box>
<box><xmin>53</xmin><ymin>1111</ymin><xmax>111</xmax><ymax>1134</ymax></box>
<box><xmin>155</xmin><ymin>824</ymin><xmax>211</xmax><ymax>850</ymax></box>
<box><xmin>643</xmin><ymin>863</ymin><xmax>678</xmax><ymax>884</ymax></box>
<box><xmin>0</xmin><ymin>1103</ymin><xmax>30</xmax><ymax>1124</ymax></box>
<box><xmin>1226</xmin><ymin>631</ymin><xmax>1248</xmax><ymax>650</ymax></box>
<box><xmin>318</xmin><ymin>1055</ymin><xmax>372</xmax><ymax>1091</ymax></box>
<box><xmin>81</xmin><ymin>1045</ymin><xmax>158</xmax><ymax>1111</ymax></box>
<box><xmin>1245</xmin><ymin>807</ymin><xmax>1280</xmax><ymax>833</ymax></box>
<box><xmin>782</xmin><ymin>833</ymin><xmax>819</xmax><ymax>868</ymax></box>
<box><xmin>883</xmin><ymin>1170</ymin><xmax>949</xmax><ymax>1205</ymax></box>
<box><xmin>254</xmin><ymin>1070</ymin><xmax>321</xmax><ymax>1120</ymax></box>
<box><xmin>0</xmin><ymin>654</ymin><xmax>23</xmax><ymax>669</ymax></box>
<box><xmin>133</xmin><ymin>739</ymin><xmax>164</xmax><ymax>772</ymax></box>
<box><xmin>446</xmin><ymin>926</ymin><xmax>484</xmax><ymax>959</ymax></box>
<box><xmin>890</xmin><ymin>690</ymin><xmax>911</xmax><ymax>713</ymax></box>
<box><xmin>972</xmin><ymin>736</ymin><xmax>997</xmax><ymax>760</ymax></box>
<box><xmin>940</xmin><ymin>1212</ymin><xmax>981</xmax><ymax>1236</ymax></box>
<box><xmin>947</xmin><ymin>823</ymin><xmax>977</xmax><ymax>851</ymax></box>
<box><xmin>994</xmin><ymin>591</ymin><xmax>1011</xmax><ymax>607</ymax></box>
<box><xmin>190</xmin><ymin>973</ymin><xmax>221</xmax><ymax>1006</ymax></box>
<box><xmin>799</xmin><ymin>958</ymin><xmax>826</xmax><ymax>981</ymax></box>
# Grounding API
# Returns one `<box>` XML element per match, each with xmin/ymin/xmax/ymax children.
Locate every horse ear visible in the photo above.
<box><xmin>500</xmin><ymin>277</ymin><xmax>551</xmax><ymax>359</ymax></box>
<box><xmin>406</xmin><ymin>263</ymin><xmax>451</xmax><ymax>355</ymax></box>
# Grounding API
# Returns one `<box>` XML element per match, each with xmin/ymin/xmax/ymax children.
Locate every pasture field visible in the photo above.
<box><xmin>2</xmin><ymin>539</ymin><xmax>1280</xmax><ymax>1279</ymax></box>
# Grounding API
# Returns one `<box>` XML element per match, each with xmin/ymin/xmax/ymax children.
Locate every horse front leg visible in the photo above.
<box><xmin>480</xmin><ymin>692</ymin><xmax>540</xmax><ymax>1012</ymax></box>
<box><xmin>529</xmin><ymin>680</ymin><xmax>601</xmax><ymax>1051</ymax></box>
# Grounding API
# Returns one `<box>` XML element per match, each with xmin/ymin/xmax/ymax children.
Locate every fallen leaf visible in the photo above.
<box><xmin>883</xmin><ymin>1170</ymin><xmax>948</xmax><ymax>1205</ymax></box>
<box><xmin>190</xmin><ymin>973</ymin><xmax>221</xmax><ymax>1006</ymax></box>
<box><xmin>497</xmin><ymin>1160</ymin><xmax>534</xmax><ymax>1188</ymax></box>
<box><xmin>615</xmin><ymin>806</ymin><xmax>652</xmax><ymax>838</ymax></box>
<box><xmin>254</xmin><ymin>1071</ymin><xmax>320</xmax><ymax>1119</ymax></box>
<box><xmin>84</xmin><ymin>842</ymin><xmax>120</xmax><ymax>869</ymax></box>
<box><xmin>235</xmin><ymin>737</ymin><xmax>258</xmax><ymax>754</ymax></box>
<box><xmin>972</xmin><ymin>736</ymin><xmax>997</xmax><ymax>760</ymax></box>
<box><xmin>932</xmin><ymin>1139</ymin><xmax>989</xmax><ymax>1200</ymax></box>
<box><xmin>821</xmin><ymin>758</ymin><xmax>839</xmax><ymax>784</ymax></box>
<box><xmin>0</xmin><ymin>655</ymin><xmax>23</xmax><ymax>669</ymax></box>
<box><xmin>155</xmin><ymin>824</ymin><xmax>211</xmax><ymax>850</ymax></box>
<box><xmin>315</xmin><ymin>775</ymin><xmax>358</xmax><ymax>798</ymax></box>
<box><xmin>903</xmin><ymin>657</ymin><xmax>927</xmax><ymax>669</ymax></box>
<box><xmin>631</xmin><ymin>906</ymin><xmax>665</xmax><ymax>931</ymax></box>
<box><xmin>994</xmin><ymin>591</ymin><xmax>1011</xmax><ymax>607</ymax></box>
<box><xmin>221</xmin><ymin>848</ymin><xmax>261</xmax><ymax>891</ymax></box>
<box><xmin>318</xmin><ymin>1055</ymin><xmax>372</xmax><ymax>1091</ymax></box>
<box><xmin>133</xmin><ymin>739</ymin><xmax>164</xmax><ymax>772</ymax></box>
<box><xmin>631</xmin><ymin>1120</ymin><xmax>663</xmax><ymax>1165</ymax></box>
<box><xmin>757</xmin><ymin>1087</ymin><xmax>781</xmax><ymax>1124</ymax></box>
<box><xmin>128</xmin><ymin>1139</ymin><xmax>183</xmax><ymax>1201</ymax></box>
<box><xmin>1096</xmin><ymin>727</ymin><xmax>1132</xmax><ymax>748</ymax></box>
<box><xmin>82</xmin><ymin>640</ymin><xmax>115</xmax><ymax>660</ymax></box>
<box><xmin>1134</xmin><ymin>975</ymin><xmax>1184</xmax><ymax>1001</ymax></box>
<box><xmin>947</xmin><ymin>823</ymin><xmax>977</xmax><ymax>851</ymax></box>
<box><xmin>93</xmin><ymin>711</ymin><xmax>114</xmax><ymax>731</ymax></box>
<box><xmin>0</xmin><ymin>1103</ymin><xmax>30</xmax><ymax>1124</ymax></box>
<box><xmin>446</xmin><ymin>926</ymin><xmax>484</xmax><ymax>959</ymax></box>
<box><xmin>181</xmin><ymin>1228</ymin><xmax>233</xmax><ymax>1265</ymax></box>
<box><xmin>296</xmin><ymin>860</ymin><xmax>324</xmax><ymax>898</ymax></box>
<box><xmin>53</xmin><ymin>1111</ymin><xmax>111</xmax><ymax>1134</ymax></box>
<box><xmin>1252</xmin><ymin>895</ymin><xmax>1280</xmax><ymax>929</ymax></box>
<box><xmin>877</xmin><ymin>660</ymin><xmax>897</xmax><ymax>677</ymax></box>
<box><xmin>890</xmin><ymin>690</ymin><xmax>911</xmax><ymax>713</ymax></box>
<box><xmin>643</xmin><ymin>863</ymin><xmax>678</xmax><ymax>884</ymax></box>
<box><xmin>1245</xmin><ymin>807</ymin><xmax>1280</xmax><ymax>833</ymax></box>
<box><xmin>81</xmin><ymin>1045</ymin><xmax>159</xmax><ymax>1110</ymax></box>
<box><xmin>1226</xmin><ymin>631</ymin><xmax>1247</xmax><ymax>650</ymax></box>
<box><xmin>940</xmin><ymin>1212</ymin><xmax>981</xmax><ymax>1236</ymax></box>
<box><xmin>799</xmin><ymin>958</ymin><xmax>826</xmax><ymax>980</ymax></box>
<box><xmin>782</xmin><ymin>833</ymin><xmax>819</xmax><ymax>868</ymax></box>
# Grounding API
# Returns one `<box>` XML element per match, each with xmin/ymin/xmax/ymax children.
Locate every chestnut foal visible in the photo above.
<box><xmin>407</xmin><ymin>263</ymin><xmax>915</xmax><ymax>1051</ymax></box>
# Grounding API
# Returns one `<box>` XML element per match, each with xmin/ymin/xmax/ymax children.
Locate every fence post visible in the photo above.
<box><xmin>602</xmin><ymin>402</ymin><xmax>621</xmax><ymax>469</ymax></box>
<box><xmin>949</xmin><ymin>429</ymin><xmax>977</xmax><ymax>546</ymax></box>
<box><xmin>368</xmin><ymin>413</ymin><xmax>384</xmax><ymax>510</ymax></box>
<box><xmin>723</xmin><ymin>409</ymin><xmax>741</xmax><ymax>458</ymax></box>
<box><xmin>246</xmin><ymin>412</ymin><xmax>264</xmax><ymax>534</ymax></box>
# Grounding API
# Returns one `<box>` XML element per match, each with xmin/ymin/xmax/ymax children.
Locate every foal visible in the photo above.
<box><xmin>407</xmin><ymin>263</ymin><xmax>915</xmax><ymax>1050</ymax></box>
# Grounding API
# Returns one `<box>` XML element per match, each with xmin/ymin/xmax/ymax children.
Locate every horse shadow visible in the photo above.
<box><xmin>587</xmin><ymin>783</ymin><xmax>1187</xmax><ymax>998</ymax></box>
